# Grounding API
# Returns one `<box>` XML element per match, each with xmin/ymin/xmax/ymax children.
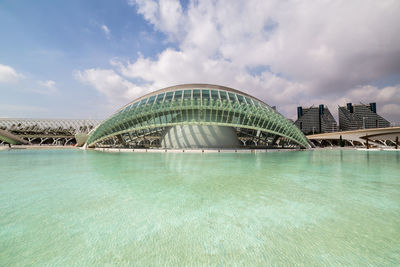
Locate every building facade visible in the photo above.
<box><xmin>338</xmin><ymin>103</ymin><xmax>390</xmax><ymax>131</ymax></box>
<box><xmin>85</xmin><ymin>84</ymin><xmax>310</xmax><ymax>149</ymax></box>
<box><xmin>294</xmin><ymin>105</ymin><xmax>338</xmax><ymax>135</ymax></box>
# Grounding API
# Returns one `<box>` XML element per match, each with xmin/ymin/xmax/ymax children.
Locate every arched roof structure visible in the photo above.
<box><xmin>86</xmin><ymin>84</ymin><xmax>310</xmax><ymax>148</ymax></box>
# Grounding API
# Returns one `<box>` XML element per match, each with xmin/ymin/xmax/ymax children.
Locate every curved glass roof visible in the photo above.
<box><xmin>86</xmin><ymin>84</ymin><xmax>310</xmax><ymax>148</ymax></box>
<box><xmin>114</xmin><ymin>84</ymin><xmax>274</xmax><ymax>115</ymax></box>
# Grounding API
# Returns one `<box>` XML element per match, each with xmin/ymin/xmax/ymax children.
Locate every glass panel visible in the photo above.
<box><xmin>138</xmin><ymin>98</ymin><xmax>148</xmax><ymax>107</ymax></box>
<box><xmin>156</xmin><ymin>93</ymin><xmax>165</xmax><ymax>103</ymax></box>
<box><xmin>228</xmin><ymin>92</ymin><xmax>236</xmax><ymax>102</ymax></box>
<box><xmin>245</xmin><ymin>97</ymin><xmax>253</xmax><ymax>105</ymax></box>
<box><xmin>211</xmin><ymin>90</ymin><xmax>219</xmax><ymax>100</ymax></box>
<box><xmin>132</xmin><ymin>102</ymin><xmax>139</xmax><ymax>109</ymax></box>
<box><xmin>193</xmin><ymin>89</ymin><xmax>201</xmax><ymax>99</ymax></box>
<box><xmin>183</xmin><ymin>90</ymin><xmax>192</xmax><ymax>99</ymax></box>
<box><xmin>174</xmin><ymin>90</ymin><xmax>182</xmax><ymax>100</ymax></box>
<box><xmin>236</xmin><ymin>94</ymin><xmax>245</xmax><ymax>104</ymax></box>
<box><xmin>165</xmin><ymin>91</ymin><xmax>174</xmax><ymax>101</ymax></box>
<box><xmin>202</xmin><ymin>89</ymin><xmax>210</xmax><ymax>100</ymax></box>
<box><xmin>219</xmin><ymin>91</ymin><xmax>228</xmax><ymax>101</ymax></box>
<box><xmin>253</xmin><ymin>100</ymin><xmax>261</xmax><ymax>107</ymax></box>
<box><xmin>147</xmin><ymin>95</ymin><xmax>156</xmax><ymax>105</ymax></box>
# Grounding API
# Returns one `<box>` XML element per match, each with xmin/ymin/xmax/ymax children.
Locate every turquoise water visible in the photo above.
<box><xmin>0</xmin><ymin>149</ymin><xmax>399</xmax><ymax>266</ymax></box>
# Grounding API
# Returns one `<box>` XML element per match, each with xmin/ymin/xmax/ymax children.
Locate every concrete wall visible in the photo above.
<box><xmin>161</xmin><ymin>125</ymin><xmax>240</xmax><ymax>149</ymax></box>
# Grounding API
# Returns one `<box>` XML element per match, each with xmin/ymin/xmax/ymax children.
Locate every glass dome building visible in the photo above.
<box><xmin>85</xmin><ymin>84</ymin><xmax>310</xmax><ymax>149</ymax></box>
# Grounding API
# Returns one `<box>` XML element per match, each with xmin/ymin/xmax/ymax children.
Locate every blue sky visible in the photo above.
<box><xmin>0</xmin><ymin>0</ymin><xmax>167</xmax><ymax>119</ymax></box>
<box><xmin>1</xmin><ymin>0</ymin><xmax>399</xmax><ymax>123</ymax></box>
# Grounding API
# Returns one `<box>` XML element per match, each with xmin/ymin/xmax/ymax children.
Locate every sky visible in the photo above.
<box><xmin>1</xmin><ymin>0</ymin><xmax>400</xmax><ymax>123</ymax></box>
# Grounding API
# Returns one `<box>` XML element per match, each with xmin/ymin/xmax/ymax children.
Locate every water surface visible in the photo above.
<box><xmin>0</xmin><ymin>149</ymin><xmax>399</xmax><ymax>265</ymax></box>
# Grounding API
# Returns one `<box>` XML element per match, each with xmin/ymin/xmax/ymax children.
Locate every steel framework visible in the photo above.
<box><xmin>0</xmin><ymin>118</ymin><xmax>102</xmax><ymax>145</ymax></box>
<box><xmin>86</xmin><ymin>84</ymin><xmax>310</xmax><ymax>148</ymax></box>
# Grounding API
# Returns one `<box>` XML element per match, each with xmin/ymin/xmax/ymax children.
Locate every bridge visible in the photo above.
<box><xmin>307</xmin><ymin>126</ymin><xmax>400</xmax><ymax>148</ymax></box>
<box><xmin>0</xmin><ymin>118</ymin><xmax>102</xmax><ymax>146</ymax></box>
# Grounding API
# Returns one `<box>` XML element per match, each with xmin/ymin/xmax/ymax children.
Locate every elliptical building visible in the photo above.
<box><xmin>85</xmin><ymin>84</ymin><xmax>310</xmax><ymax>149</ymax></box>
<box><xmin>294</xmin><ymin>105</ymin><xmax>338</xmax><ymax>135</ymax></box>
<box><xmin>338</xmin><ymin>103</ymin><xmax>390</xmax><ymax>131</ymax></box>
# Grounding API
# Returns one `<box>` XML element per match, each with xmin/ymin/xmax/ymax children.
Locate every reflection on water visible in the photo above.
<box><xmin>0</xmin><ymin>149</ymin><xmax>399</xmax><ymax>265</ymax></box>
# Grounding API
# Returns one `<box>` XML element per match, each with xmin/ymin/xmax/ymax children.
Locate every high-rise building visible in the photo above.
<box><xmin>295</xmin><ymin>105</ymin><xmax>338</xmax><ymax>135</ymax></box>
<box><xmin>338</xmin><ymin>103</ymin><xmax>390</xmax><ymax>131</ymax></box>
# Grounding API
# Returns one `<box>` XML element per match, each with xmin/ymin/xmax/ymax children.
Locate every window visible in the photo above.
<box><xmin>193</xmin><ymin>89</ymin><xmax>201</xmax><ymax>99</ymax></box>
<box><xmin>236</xmin><ymin>94</ymin><xmax>245</xmax><ymax>104</ymax></box>
<box><xmin>174</xmin><ymin>90</ymin><xmax>182</xmax><ymax>100</ymax></box>
<box><xmin>183</xmin><ymin>90</ymin><xmax>192</xmax><ymax>99</ymax></box>
<box><xmin>132</xmin><ymin>102</ymin><xmax>139</xmax><ymax>109</ymax></box>
<box><xmin>202</xmin><ymin>89</ymin><xmax>210</xmax><ymax>100</ymax></box>
<box><xmin>220</xmin><ymin>91</ymin><xmax>228</xmax><ymax>101</ymax></box>
<box><xmin>155</xmin><ymin>93</ymin><xmax>165</xmax><ymax>104</ymax></box>
<box><xmin>147</xmin><ymin>95</ymin><xmax>156</xmax><ymax>105</ymax></box>
<box><xmin>211</xmin><ymin>90</ymin><xmax>219</xmax><ymax>100</ymax></box>
<box><xmin>245</xmin><ymin>97</ymin><xmax>253</xmax><ymax>105</ymax></box>
<box><xmin>228</xmin><ymin>92</ymin><xmax>236</xmax><ymax>103</ymax></box>
<box><xmin>138</xmin><ymin>98</ymin><xmax>148</xmax><ymax>107</ymax></box>
<box><xmin>165</xmin><ymin>91</ymin><xmax>174</xmax><ymax>101</ymax></box>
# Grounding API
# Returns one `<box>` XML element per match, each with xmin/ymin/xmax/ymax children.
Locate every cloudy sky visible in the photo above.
<box><xmin>1</xmin><ymin>0</ymin><xmax>399</xmax><ymax>123</ymax></box>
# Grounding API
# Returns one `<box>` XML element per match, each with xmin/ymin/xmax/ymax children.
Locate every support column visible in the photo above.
<box><xmin>116</xmin><ymin>134</ymin><xmax>126</xmax><ymax>146</ymax></box>
<box><xmin>396</xmin><ymin>136</ymin><xmax>398</xmax><ymax>149</ymax></box>
<box><xmin>40</xmin><ymin>138</ymin><xmax>48</xmax><ymax>145</ymax></box>
<box><xmin>65</xmin><ymin>138</ymin><xmax>73</xmax><ymax>145</ymax></box>
<box><xmin>53</xmin><ymin>138</ymin><xmax>61</xmax><ymax>145</ymax></box>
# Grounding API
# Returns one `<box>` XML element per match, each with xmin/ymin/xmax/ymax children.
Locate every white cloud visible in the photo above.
<box><xmin>38</xmin><ymin>80</ymin><xmax>56</xmax><ymax>89</ymax></box>
<box><xmin>101</xmin><ymin>24</ymin><xmax>111</xmax><ymax>39</ymax></box>
<box><xmin>0</xmin><ymin>64</ymin><xmax>23</xmax><ymax>83</ymax></box>
<box><xmin>35</xmin><ymin>80</ymin><xmax>57</xmax><ymax>94</ymax></box>
<box><xmin>74</xmin><ymin>68</ymin><xmax>147</xmax><ymax>107</ymax></box>
<box><xmin>79</xmin><ymin>0</ymin><xmax>400</xmax><ymax>123</ymax></box>
<box><xmin>131</xmin><ymin>0</ymin><xmax>183</xmax><ymax>41</ymax></box>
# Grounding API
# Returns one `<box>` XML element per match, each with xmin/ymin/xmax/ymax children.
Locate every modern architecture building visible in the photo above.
<box><xmin>85</xmin><ymin>84</ymin><xmax>310</xmax><ymax>149</ymax></box>
<box><xmin>307</xmin><ymin>126</ymin><xmax>400</xmax><ymax>148</ymax></box>
<box><xmin>294</xmin><ymin>105</ymin><xmax>337</xmax><ymax>135</ymax></box>
<box><xmin>338</xmin><ymin>103</ymin><xmax>390</xmax><ymax>131</ymax></box>
<box><xmin>0</xmin><ymin>118</ymin><xmax>101</xmax><ymax>146</ymax></box>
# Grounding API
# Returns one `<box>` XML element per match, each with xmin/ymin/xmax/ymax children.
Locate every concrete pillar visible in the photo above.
<box><xmin>396</xmin><ymin>136</ymin><xmax>398</xmax><ymax>149</ymax></box>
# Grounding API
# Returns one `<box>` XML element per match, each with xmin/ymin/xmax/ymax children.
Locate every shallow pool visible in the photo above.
<box><xmin>0</xmin><ymin>149</ymin><xmax>399</xmax><ymax>265</ymax></box>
